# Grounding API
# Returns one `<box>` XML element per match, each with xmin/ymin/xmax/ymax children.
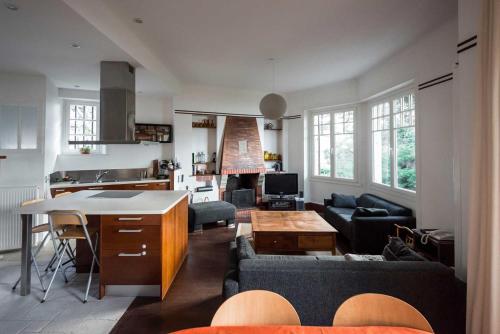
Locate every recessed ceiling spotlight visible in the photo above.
<box><xmin>71</xmin><ymin>42</ymin><xmax>81</xmax><ymax>49</ymax></box>
<box><xmin>4</xmin><ymin>2</ymin><xmax>19</xmax><ymax>11</ymax></box>
<box><xmin>133</xmin><ymin>17</ymin><xmax>143</xmax><ymax>24</ymax></box>
<box><xmin>74</xmin><ymin>85</ymin><xmax>80</xmax><ymax>88</ymax></box>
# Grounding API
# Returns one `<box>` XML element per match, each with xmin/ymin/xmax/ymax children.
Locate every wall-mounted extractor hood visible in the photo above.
<box><xmin>69</xmin><ymin>61</ymin><xmax>139</xmax><ymax>145</ymax></box>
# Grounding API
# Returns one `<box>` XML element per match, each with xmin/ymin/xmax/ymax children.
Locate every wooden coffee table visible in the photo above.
<box><xmin>251</xmin><ymin>211</ymin><xmax>338</xmax><ymax>254</ymax></box>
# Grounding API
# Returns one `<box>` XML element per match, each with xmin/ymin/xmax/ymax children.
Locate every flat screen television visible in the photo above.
<box><xmin>264</xmin><ymin>173</ymin><xmax>299</xmax><ymax>196</ymax></box>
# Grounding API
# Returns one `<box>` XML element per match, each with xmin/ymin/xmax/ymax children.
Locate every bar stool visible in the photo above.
<box><xmin>12</xmin><ymin>199</ymin><xmax>54</xmax><ymax>292</ymax></box>
<box><xmin>44</xmin><ymin>192</ymin><xmax>76</xmax><ymax>274</ymax></box>
<box><xmin>42</xmin><ymin>210</ymin><xmax>99</xmax><ymax>303</ymax></box>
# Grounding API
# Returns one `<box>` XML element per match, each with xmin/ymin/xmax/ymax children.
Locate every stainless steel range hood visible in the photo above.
<box><xmin>69</xmin><ymin>61</ymin><xmax>139</xmax><ymax>145</ymax></box>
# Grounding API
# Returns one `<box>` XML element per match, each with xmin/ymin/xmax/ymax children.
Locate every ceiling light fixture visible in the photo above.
<box><xmin>71</xmin><ymin>42</ymin><xmax>81</xmax><ymax>49</ymax></box>
<box><xmin>4</xmin><ymin>2</ymin><xmax>19</xmax><ymax>11</ymax></box>
<box><xmin>133</xmin><ymin>17</ymin><xmax>143</xmax><ymax>24</ymax></box>
<box><xmin>259</xmin><ymin>58</ymin><xmax>287</xmax><ymax>120</ymax></box>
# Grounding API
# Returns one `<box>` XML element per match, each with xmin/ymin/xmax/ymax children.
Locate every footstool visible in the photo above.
<box><xmin>188</xmin><ymin>201</ymin><xmax>237</xmax><ymax>232</ymax></box>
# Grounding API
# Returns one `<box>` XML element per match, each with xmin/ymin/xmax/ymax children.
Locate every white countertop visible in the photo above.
<box><xmin>19</xmin><ymin>190</ymin><xmax>189</xmax><ymax>215</ymax></box>
<box><xmin>50</xmin><ymin>178</ymin><xmax>169</xmax><ymax>189</ymax></box>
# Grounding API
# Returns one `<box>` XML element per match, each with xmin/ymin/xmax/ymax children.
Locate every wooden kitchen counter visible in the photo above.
<box><xmin>18</xmin><ymin>190</ymin><xmax>189</xmax><ymax>299</ymax></box>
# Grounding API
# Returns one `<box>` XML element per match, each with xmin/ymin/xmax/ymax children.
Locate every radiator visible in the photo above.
<box><xmin>0</xmin><ymin>186</ymin><xmax>39</xmax><ymax>251</ymax></box>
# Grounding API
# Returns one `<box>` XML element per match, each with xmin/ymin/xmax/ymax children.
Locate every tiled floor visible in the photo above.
<box><xmin>0</xmin><ymin>246</ymin><xmax>133</xmax><ymax>334</ymax></box>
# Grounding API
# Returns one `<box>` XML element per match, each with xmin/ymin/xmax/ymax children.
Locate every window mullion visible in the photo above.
<box><xmin>331</xmin><ymin>111</ymin><xmax>335</xmax><ymax>179</ymax></box>
<box><xmin>390</xmin><ymin>101</ymin><xmax>395</xmax><ymax>189</ymax></box>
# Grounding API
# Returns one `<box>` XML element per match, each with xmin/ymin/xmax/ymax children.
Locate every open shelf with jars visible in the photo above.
<box><xmin>192</xmin><ymin>115</ymin><xmax>218</xmax><ymax>176</ymax></box>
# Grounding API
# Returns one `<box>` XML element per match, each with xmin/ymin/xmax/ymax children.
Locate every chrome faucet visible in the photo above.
<box><xmin>95</xmin><ymin>170</ymin><xmax>110</xmax><ymax>183</ymax></box>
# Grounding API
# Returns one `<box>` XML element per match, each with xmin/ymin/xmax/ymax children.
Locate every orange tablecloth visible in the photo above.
<box><xmin>172</xmin><ymin>326</ymin><xmax>432</xmax><ymax>334</ymax></box>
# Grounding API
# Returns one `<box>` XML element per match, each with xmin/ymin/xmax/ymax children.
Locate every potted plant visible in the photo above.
<box><xmin>79</xmin><ymin>146</ymin><xmax>91</xmax><ymax>154</ymax></box>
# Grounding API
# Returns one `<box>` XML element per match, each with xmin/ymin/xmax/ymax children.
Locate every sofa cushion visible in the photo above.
<box><xmin>236</xmin><ymin>236</ymin><xmax>256</xmax><ymax>260</ymax></box>
<box><xmin>352</xmin><ymin>207</ymin><xmax>389</xmax><ymax>217</ymax></box>
<box><xmin>332</xmin><ymin>193</ymin><xmax>357</xmax><ymax>208</ymax></box>
<box><xmin>382</xmin><ymin>237</ymin><xmax>427</xmax><ymax>261</ymax></box>
<box><xmin>356</xmin><ymin>193</ymin><xmax>412</xmax><ymax>216</ymax></box>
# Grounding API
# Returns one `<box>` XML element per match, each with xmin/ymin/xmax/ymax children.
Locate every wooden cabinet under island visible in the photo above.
<box><xmin>18</xmin><ymin>190</ymin><xmax>188</xmax><ymax>300</ymax></box>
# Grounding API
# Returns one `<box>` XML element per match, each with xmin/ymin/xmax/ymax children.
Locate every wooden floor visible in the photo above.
<box><xmin>110</xmin><ymin>224</ymin><xmax>236</xmax><ymax>334</ymax></box>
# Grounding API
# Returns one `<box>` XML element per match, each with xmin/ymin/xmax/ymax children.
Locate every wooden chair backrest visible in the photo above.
<box><xmin>49</xmin><ymin>210</ymin><xmax>88</xmax><ymax>227</ymax></box>
<box><xmin>55</xmin><ymin>192</ymin><xmax>72</xmax><ymax>198</ymax></box>
<box><xmin>333</xmin><ymin>293</ymin><xmax>433</xmax><ymax>333</ymax></box>
<box><xmin>21</xmin><ymin>198</ymin><xmax>44</xmax><ymax>207</ymax></box>
<box><xmin>211</xmin><ymin>290</ymin><xmax>301</xmax><ymax>326</ymax></box>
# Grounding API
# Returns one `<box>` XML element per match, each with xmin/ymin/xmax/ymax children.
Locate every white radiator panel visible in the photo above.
<box><xmin>0</xmin><ymin>186</ymin><xmax>39</xmax><ymax>251</ymax></box>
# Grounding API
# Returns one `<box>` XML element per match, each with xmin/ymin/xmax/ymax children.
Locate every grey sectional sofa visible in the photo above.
<box><xmin>223</xmin><ymin>238</ymin><xmax>465</xmax><ymax>334</ymax></box>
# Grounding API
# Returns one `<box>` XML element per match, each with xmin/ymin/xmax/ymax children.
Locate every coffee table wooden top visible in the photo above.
<box><xmin>251</xmin><ymin>211</ymin><xmax>337</xmax><ymax>233</ymax></box>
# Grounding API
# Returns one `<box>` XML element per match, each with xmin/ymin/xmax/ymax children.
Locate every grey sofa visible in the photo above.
<box><xmin>324</xmin><ymin>193</ymin><xmax>416</xmax><ymax>254</ymax></box>
<box><xmin>223</xmin><ymin>238</ymin><xmax>465</xmax><ymax>334</ymax></box>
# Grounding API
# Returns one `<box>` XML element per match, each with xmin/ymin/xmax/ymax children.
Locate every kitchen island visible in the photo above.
<box><xmin>18</xmin><ymin>190</ymin><xmax>189</xmax><ymax>300</ymax></box>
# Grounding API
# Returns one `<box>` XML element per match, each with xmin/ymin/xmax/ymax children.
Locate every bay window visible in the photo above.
<box><xmin>311</xmin><ymin>108</ymin><xmax>356</xmax><ymax>181</ymax></box>
<box><xmin>371</xmin><ymin>92</ymin><xmax>416</xmax><ymax>192</ymax></box>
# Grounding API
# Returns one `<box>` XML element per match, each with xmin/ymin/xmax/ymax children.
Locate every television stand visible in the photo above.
<box><xmin>267</xmin><ymin>197</ymin><xmax>296</xmax><ymax>211</ymax></box>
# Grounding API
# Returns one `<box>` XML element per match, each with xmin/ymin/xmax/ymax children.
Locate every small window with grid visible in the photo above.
<box><xmin>64</xmin><ymin>101</ymin><xmax>101</xmax><ymax>153</ymax></box>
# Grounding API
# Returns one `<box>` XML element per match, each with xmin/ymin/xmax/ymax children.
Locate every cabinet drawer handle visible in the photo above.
<box><xmin>273</xmin><ymin>240</ymin><xmax>278</xmax><ymax>244</ymax></box>
<box><xmin>134</xmin><ymin>184</ymin><xmax>149</xmax><ymax>187</ymax></box>
<box><xmin>118</xmin><ymin>229</ymin><xmax>143</xmax><ymax>233</ymax></box>
<box><xmin>117</xmin><ymin>217</ymin><xmax>143</xmax><ymax>221</ymax></box>
<box><xmin>118</xmin><ymin>251</ymin><xmax>146</xmax><ymax>257</ymax></box>
<box><xmin>88</xmin><ymin>187</ymin><xmax>104</xmax><ymax>190</ymax></box>
<box><xmin>55</xmin><ymin>189</ymin><xmax>64</xmax><ymax>192</ymax></box>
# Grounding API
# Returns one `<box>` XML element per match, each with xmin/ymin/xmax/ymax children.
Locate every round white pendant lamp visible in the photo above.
<box><xmin>259</xmin><ymin>58</ymin><xmax>287</xmax><ymax>120</ymax></box>
<box><xmin>259</xmin><ymin>93</ymin><xmax>287</xmax><ymax>120</ymax></box>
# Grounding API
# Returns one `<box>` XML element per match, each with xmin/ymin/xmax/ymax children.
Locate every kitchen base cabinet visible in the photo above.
<box><xmin>50</xmin><ymin>181</ymin><xmax>169</xmax><ymax>197</ymax></box>
<box><xmin>98</xmin><ymin>196</ymin><xmax>188</xmax><ymax>299</ymax></box>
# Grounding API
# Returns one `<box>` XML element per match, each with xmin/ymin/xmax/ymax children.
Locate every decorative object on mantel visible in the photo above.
<box><xmin>79</xmin><ymin>147</ymin><xmax>91</xmax><ymax>154</ymax></box>
<box><xmin>264</xmin><ymin>122</ymin><xmax>274</xmax><ymax>130</ymax></box>
<box><xmin>259</xmin><ymin>58</ymin><xmax>287</xmax><ymax>120</ymax></box>
<box><xmin>192</xmin><ymin>119</ymin><xmax>216</xmax><ymax>128</ymax></box>
<box><xmin>135</xmin><ymin>123</ymin><xmax>172</xmax><ymax>143</ymax></box>
<box><xmin>263</xmin><ymin>150</ymin><xmax>281</xmax><ymax>161</ymax></box>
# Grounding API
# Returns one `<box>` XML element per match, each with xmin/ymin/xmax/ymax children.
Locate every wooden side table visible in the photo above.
<box><xmin>394</xmin><ymin>225</ymin><xmax>454</xmax><ymax>267</ymax></box>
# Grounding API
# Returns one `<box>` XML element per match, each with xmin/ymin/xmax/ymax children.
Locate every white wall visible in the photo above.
<box><xmin>453</xmin><ymin>0</ymin><xmax>481</xmax><ymax>280</ymax></box>
<box><xmin>54</xmin><ymin>93</ymin><xmax>173</xmax><ymax>171</ymax></box>
<box><xmin>43</xmin><ymin>79</ymin><xmax>63</xmax><ymax>196</ymax></box>
<box><xmin>0</xmin><ymin>73</ymin><xmax>47</xmax><ymax>190</ymax></box>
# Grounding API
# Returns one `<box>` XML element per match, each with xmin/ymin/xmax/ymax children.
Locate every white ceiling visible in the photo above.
<box><xmin>0</xmin><ymin>0</ymin><xmax>457</xmax><ymax>95</ymax></box>
<box><xmin>0</xmin><ymin>0</ymin><xmax>168</xmax><ymax>95</ymax></box>
<box><xmin>103</xmin><ymin>0</ymin><xmax>457</xmax><ymax>92</ymax></box>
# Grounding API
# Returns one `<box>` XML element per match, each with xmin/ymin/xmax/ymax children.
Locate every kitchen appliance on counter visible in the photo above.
<box><xmin>156</xmin><ymin>160</ymin><xmax>169</xmax><ymax>179</ymax></box>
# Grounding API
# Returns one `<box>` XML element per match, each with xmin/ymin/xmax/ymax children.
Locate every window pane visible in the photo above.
<box><xmin>319</xmin><ymin>135</ymin><xmax>331</xmax><ymax>176</ymax></box>
<box><xmin>75</xmin><ymin>120</ymin><xmax>84</xmax><ymax>134</ymax></box>
<box><xmin>85</xmin><ymin>106</ymin><xmax>94</xmax><ymax>120</ymax></box>
<box><xmin>19</xmin><ymin>107</ymin><xmax>38</xmax><ymax>149</ymax></box>
<box><xmin>0</xmin><ymin>105</ymin><xmax>19</xmax><ymax>149</ymax></box>
<box><xmin>335</xmin><ymin>133</ymin><xmax>354</xmax><ymax>179</ymax></box>
<box><xmin>395</xmin><ymin>127</ymin><xmax>416</xmax><ymax>191</ymax></box>
<box><xmin>70</xmin><ymin>105</ymin><xmax>76</xmax><ymax>119</ymax></box>
<box><xmin>76</xmin><ymin>105</ymin><xmax>84</xmax><ymax>119</ymax></box>
<box><xmin>313</xmin><ymin>135</ymin><xmax>319</xmax><ymax>175</ymax></box>
<box><xmin>321</xmin><ymin>124</ymin><xmax>330</xmax><ymax>135</ymax></box>
<box><xmin>373</xmin><ymin>130</ymin><xmax>391</xmax><ymax>186</ymax></box>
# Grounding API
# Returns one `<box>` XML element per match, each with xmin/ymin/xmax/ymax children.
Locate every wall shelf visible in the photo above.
<box><xmin>135</xmin><ymin>123</ymin><xmax>172</xmax><ymax>143</ymax></box>
<box><xmin>264</xmin><ymin>128</ymin><xmax>283</xmax><ymax>131</ymax></box>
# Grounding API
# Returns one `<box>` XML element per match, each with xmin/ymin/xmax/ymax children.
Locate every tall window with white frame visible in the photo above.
<box><xmin>312</xmin><ymin>109</ymin><xmax>356</xmax><ymax>180</ymax></box>
<box><xmin>65</xmin><ymin>101</ymin><xmax>99</xmax><ymax>152</ymax></box>
<box><xmin>371</xmin><ymin>92</ymin><xmax>416</xmax><ymax>192</ymax></box>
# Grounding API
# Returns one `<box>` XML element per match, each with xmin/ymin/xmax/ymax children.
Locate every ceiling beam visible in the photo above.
<box><xmin>63</xmin><ymin>0</ymin><xmax>181</xmax><ymax>95</ymax></box>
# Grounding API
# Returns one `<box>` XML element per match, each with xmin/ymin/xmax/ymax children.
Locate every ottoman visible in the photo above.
<box><xmin>188</xmin><ymin>201</ymin><xmax>237</xmax><ymax>232</ymax></box>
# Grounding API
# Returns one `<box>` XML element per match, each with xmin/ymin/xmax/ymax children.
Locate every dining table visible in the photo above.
<box><xmin>171</xmin><ymin>326</ymin><xmax>432</xmax><ymax>334</ymax></box>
